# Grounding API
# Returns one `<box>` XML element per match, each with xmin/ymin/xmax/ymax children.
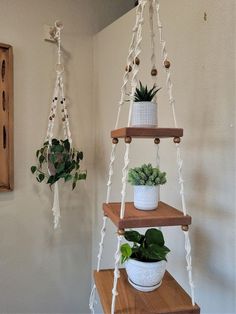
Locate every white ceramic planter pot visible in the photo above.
<box><xmin>125</xmin><ymin>259</ymin><xmax>166</xmax><ymax>292</ymax></box>
<box><xmin>134</xmin><ymin>185</ymin><xmax>158</xmax><ymax>210</ymax></box>
<box><xmin>131</xmin><ymin>101</ymin><xmax>157</xmax><ymax>128</ymax></box>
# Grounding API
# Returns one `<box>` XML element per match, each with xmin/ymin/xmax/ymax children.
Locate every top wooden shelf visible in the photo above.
<box><xmin>111</xmin><ymin>127</ymin><xmax>183</xmax><ymax>139</ymax></box>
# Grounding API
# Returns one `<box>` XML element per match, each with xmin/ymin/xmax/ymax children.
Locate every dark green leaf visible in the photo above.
<box><xmin>47</xmin><ymin>175</ymin><xmax>55</xmax><ymax>184</ymax></box>
<box><xmin>64</xmin><ymin>174</ymin><xmax>73</xmax><ymax>182</ymax></box>
<box><xmin>38</xmin><ymin>173</ymin><xmax>45</xmax><ymax>182</ymax></box>
<box><xmin>124</xmin><ymin>230</ymin><xmax>143</xmax><ymax>243</ymax></box>
<box><xmin>64</xmin><ymin>139</ymin><xmax>70</xmax><ymax>152</ymax></box>
<box><xmin>145</xmin><ymin>228</ymin><xmax>164</xmax><ymax>246</ymax></box>
<box><xmin>52</xmin><ymin>139</ymin><xmax>60</xmax><ymax>146</ymax></box>
<box><xmin>72</xmin><ymin>181</ymin><xmax>76</xmax><ymax>190</ymax></box>
<box><xmin>39</xmin><ymin>155</ymin><xmax>45</xmax><ymax>164</ymax></box>
<box><xmin>31</xmin><ymin>166</ymin><xmax>37</xmax><ymax>174</ymax></box>
<box><xmin>78</xmin><ymin>172</ymin><xmax>87</xmax><ymax>180</ymax></box>
<box><xmin>36</xmin><ymin>150</ymin><xmax>40</xmax><ymax>158</ymax></box>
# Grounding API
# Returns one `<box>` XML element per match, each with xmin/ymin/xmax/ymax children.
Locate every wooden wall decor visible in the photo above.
<box><xmin>0</xmin><ymin>43</ymin><xmax>13</xmax><ymax>191</ymax></box>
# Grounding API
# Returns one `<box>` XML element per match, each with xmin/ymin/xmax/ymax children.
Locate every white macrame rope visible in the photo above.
<box><xmin>106</xmin><ymin>144</ymin><xmax>117</xmax><ymax>203</ymax></box>
<box><xmin>96</xmin><ymin>216</ymin><xmax>107</xmax><ymax>271</ymax></box>
<box><xmin>155</xmin><ymin>0</ymin><xmax>195</xmax><ymax>305</ymax></box>
<box><xmin>115</xmin><ymin>1</ymin><xmax>144</xmax><ymax>130</ymax></box>
<box><xmin>120</xmin><ymin>144</ymin><xmax>130</xmax><ymax>219</ymax></box>
<box><xmin>111</xmin><ymin>235</ymin><xmax>122</xmax><ymax>314</ymax></box>
<box><xmin>89</xmin><ymin>216</ymin><xmax>108</xmax><ymax>313</ymax></box>
<box><xmin>128</xmin><ymin>0</ymin><xmax>146</xmax><ymax>127</ymax></box>
<box><xmin>52</xmin><ymin>181</ymin><xmax>60</xmax><ymax>229</ymax></box>
<box><xmin>89</xmin><ymin>284</ymin><xmax>96</xmax><ymax>314</ymax></box>
<box><xmin>184</xmin><ymin>230</ymin><xmax>195</xmax><ymax>305</ymax></box>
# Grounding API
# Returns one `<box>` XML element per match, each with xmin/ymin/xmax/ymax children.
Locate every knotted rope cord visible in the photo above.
<box><xmin>120</xmin><ymin>0</ymin><xmax>147</xmax><ymax>220</ymax></box>
<box><xmin>89</xmin><ymin>4</ymin><xmax>145</xmax><ymax>313</ymax></box>
<box><xmin>115</xmin><ymin>0</ymin><xmax>144</xmax><ymax>130</ymax></box>
<box><xmin>154</xmin><ymin>0</ymin><xmax>195</xmax><ymax>305</ymax></box>
<box><xmin>45</xmin><ymin>22</ymin><xmax>73</xmax><ymax>229</ymax></box>
<box><xmin>111</xmin><ymin>235</ymin><xmax>122</xmax><ymax>314</ymax></box>
<box><xmin>184</xmin><ymin>230</ymin><xmax>195</xmax><ymax>305</ymax></box>
<box><xmin>148</xmin><ymin>0</ymin><xmax>160</xmax><ymax>170</ymax></box>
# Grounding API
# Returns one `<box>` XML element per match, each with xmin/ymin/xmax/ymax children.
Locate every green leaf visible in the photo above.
<box><xmin>72</xmin><ymin>181</ymin><xmax>76</xmax><ymax>190</ymax></box>
<box><xmin>64</xmin><ymin>139</ymin><xmax>70</xmax><ymax>152</ymax></box>
<box><xmin>36</xmin><ymin>150</ymin><xmax>40</xmax><ymax>158</ymax></box>
<box><xmin>145</xmin><ymin>243</ymin><xmax>170</xmax><ymax>261</ymax></box>
<box><xmin>39</xmin><ymin>155</ymin><xmax>45</xmax><ymax>164</ymax></box>
<box><xmin>64</xmin><ymin>174</ymin><xmax>73</xmax><ymax>182</ymax></box>
<box><xmin>77</xmin><ymin>151</ymin><xmax>83</xmax><ymax>161</ymax></box>
<box><xmin>38</xmin><ymin>173</ymin><xmax>45</xmax><ymax>182</ymax></box>
<box><xmin>78</xmin><ymin>172</ymin><xmax>87</xmax><ymax>180</ymax></box>
<box><xmin>31</xmin><ymin>166</ymin><xmax>37</xmax><ymax>174</ymax></box>
<box><xmin>124</xmin><ymin>230</ymin><xmax>143</xmax><ymax>243</ymax></box>
<box><xmin>52</xmin><ymin>139</ymin><xmax>60</xmax><ymax>146</ymax></box>
<box><xmin>47</xmin><ymin>175</ymin><xmax>55</xmax><ymax>184</ymax></box>
<box><xmin>120</xmin><ymin>243</ymin><xmax>132</xmax><ymax>264</ymax></box>
<box><xmin>145</xmin><ymin>228</ymin><xmax>165</xmax><ymax>246</ymax></box>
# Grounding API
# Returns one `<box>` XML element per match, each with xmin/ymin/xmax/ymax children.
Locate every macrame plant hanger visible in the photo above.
<box><xmin>90</xmin><ymin>0</ymin><xmax>197</xmax><ymax>313</ymax></box>
<box><xmin>45</xmin><ymin>21</ymin><xmax>72</xmax><ymax>229</ymax></box>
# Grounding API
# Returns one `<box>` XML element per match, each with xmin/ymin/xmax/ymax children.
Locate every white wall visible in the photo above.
<box><xmin>93</xmin><ymin>1</ymin><xmax>236</xmax><ymax>314</ymax></box>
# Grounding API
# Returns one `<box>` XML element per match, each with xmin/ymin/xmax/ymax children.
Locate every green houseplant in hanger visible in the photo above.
<box><xmin>120</xmin><ymin>228</ymin><xmax>170</xmax><ymax>292</ymax></box>
<box><xmin>131</xmin><ymin>81</ymin><xmax>161</xmax><ymax>127</ymax></box>
<box><xmin>31</xmin><ymin>138</ymin><xmax>87</xmax><ymax>190</ymax></box>
<box><xmin>128</xmin><ymin>163</ymin><xmax>167</xmax><ymax>210</ymax></box>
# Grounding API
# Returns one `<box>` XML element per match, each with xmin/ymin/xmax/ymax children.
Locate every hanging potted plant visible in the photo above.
<box><xmin>131</xmin><ymin>81</ymin><xmax>161</xmax><ymax>127</ymax></box>
<box><xmin>120</xmin><ymin>228</ymin><xmax>170</xmax><ymax>292</ymax></box>
<box><xmin>128</xmin><ymin>163</ymin><xmax>167</xmax><ymax>210</ymax></box>
<box><xmin>31</xmin><ymin>138</ymin><xmax>87</xmax><ymax>190</ymax></box>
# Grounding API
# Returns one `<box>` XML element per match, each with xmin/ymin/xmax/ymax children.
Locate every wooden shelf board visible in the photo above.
<box><xmin>111</xmin><ymin>127</ymin><xmax>183</xmax><ymax>139</ymax></box>
<box><xmin>103</xmin><ymin>202</ymin><xmax>191</xmax><ymax>229</ymax></box>
<box><xmin>94</xmin><ymin>269</ymin><xmax>200</xmax><ymax>314</ymax></box>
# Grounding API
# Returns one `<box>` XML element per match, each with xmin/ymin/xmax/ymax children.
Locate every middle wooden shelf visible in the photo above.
<box><xmin>103</xmin><ymin>202</ymin><xmax>191</xmax><ymax>229</ymax></box>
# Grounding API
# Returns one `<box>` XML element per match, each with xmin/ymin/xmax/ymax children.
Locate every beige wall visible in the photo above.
<box><xmin>93</xmin><ymin>1</ymin><xmax>236</xmax><ymax>314</ymax></box>
<box><xmin>0</xmin><ymin>0</ymin><xmax>133</xmax><ymax>313</ymax></box>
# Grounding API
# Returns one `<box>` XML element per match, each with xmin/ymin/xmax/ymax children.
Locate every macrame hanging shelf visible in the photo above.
<box><xmin>90</xmin><ymin>1</ymin><xmax>200</xmax><ymax>313</ymax></box>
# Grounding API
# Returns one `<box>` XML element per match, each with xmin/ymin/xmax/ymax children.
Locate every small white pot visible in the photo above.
<box><xmin>131</xmin><ymin>101</ymin><xmax>157</xmax><ymax>128</ymax></box>
<box><xmin>134</xmin><ymin>185</ymin><xmax>158</xmax><ymax>210</ymax></box>
<box><xmin>125</xmin><ymin>259</ymin><xmax>166</xmax><ymax>292</ymax></box>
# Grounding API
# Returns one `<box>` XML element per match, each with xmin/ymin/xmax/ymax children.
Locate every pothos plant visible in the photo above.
<box><xmin>120</xmin><ymin>228</ymin><xmax>170</xmax><ymax>264</ymax></box>
<box><xmin>31</xmin><ymin>138</ymin><xmax>87</xmax><ymax>190</ymax></box>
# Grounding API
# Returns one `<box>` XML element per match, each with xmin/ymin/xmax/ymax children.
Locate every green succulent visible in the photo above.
<box><xmin>30</xmin><ymin>138</ymin><xmax>87</xmax><ymax>190</ymax></box>
<box><xmin>120</xmin><ymin>228</ymin><xmax>170</xmax><ymax>263</ymax></box>
<box><xmin>134</xmin><ymin>81</ymin><xmax>161</xmax><ymax>102</ymax></box>
<box><xmin>128</xmin><ymin>163</ymin><xmax>167</xmax><ymax>186</ymax></box>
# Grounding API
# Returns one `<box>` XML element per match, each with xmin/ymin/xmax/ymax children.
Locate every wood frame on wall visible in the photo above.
<box><xmin>0</xmin><ymin>43</ymin><xmax>13</xmax><ymax>191</ymax></box>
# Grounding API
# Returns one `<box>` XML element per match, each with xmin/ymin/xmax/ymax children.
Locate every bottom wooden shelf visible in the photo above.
<box><xmin>94</xmin><ymin>269</ymin><xmax>200</xmax><ymax>314</ymax></box>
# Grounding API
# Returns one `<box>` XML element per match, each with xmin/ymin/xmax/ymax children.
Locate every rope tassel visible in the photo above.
<box><xmin>51</xmin><ymin>182</ymin><xmax>60</xmax><ymax>229</ymax></box>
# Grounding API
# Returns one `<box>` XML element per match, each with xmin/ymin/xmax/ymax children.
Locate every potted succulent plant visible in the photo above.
<box><xmin>131</xmin><ymin>81</ymin><xmax>161</xmax><ymax>127</ymax></box>
<box><xmin>120</xmin><ymin>228</ymin><xmax>170</xmax><ymax>292</ymax></box>
<box><xmin>128</xmin><ymin>163</ymin><xmax>167</xmax><ymax>210</ymax></box>
<box><xmin>31</xmin><ymin>138</ymin><xmax>87</xmax><ymax>189</ymax></box>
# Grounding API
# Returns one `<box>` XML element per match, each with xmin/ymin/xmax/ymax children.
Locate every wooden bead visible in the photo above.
<box><xmin>154</xmin><ymin>138</ymin><xmax>160</xmax><ymax>144</ymax></box>
<box><xmin>181</xmin><ymin>225</ymin><xmax>189</xmax><ymax>232</ymax></box>
<box><xmin>125</xmin><ymin>136</ymin><xmax>132</xmax><ymax>144</ymax></box>
<box><xmin>133</xmin><ymin>57</ymin><xmax>140</xmax><ymax>65</ymax></box>
<box><xmin>117</xmin><ymin>229</ymin><xmax>125</xmax><ymax>236</ymax></box>
<box><xmin>112</xmin><ymin>138</ymin><xmax>119</xmax><ymax>144</ymax></box>
<box><xmin>164</xmin><ymin>60</ymin><xmax>171</xmax><ymax>69</ymax></box>
<box><xmin>125</xmin><ymin>65</ymin><xmax>132</xmax><ymax>72</ymax></box>
<box><xmin>173</xmin><ymin>137</ymin><xmax>181</xmax><ymax>144</ymax></box>
<box><xmin>151</xmin><ymin>68</ymin><xmax>158</xmax><ymax>76</ymax></box>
